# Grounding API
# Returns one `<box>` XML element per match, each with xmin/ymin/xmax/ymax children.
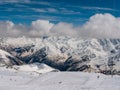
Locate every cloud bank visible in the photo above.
<box><xmin>30</xmin><ymin>20</ymin><xmax>54</xmax><ymax>36</ymax></box>
<box><xmin>82</xmin><ymin>13</ymin><xmax>120</xmax><ymax>38</ymax></box>
<box><xmin>0</xmin><ymin>13</ymin><xmax>120</xmax><ymax>38</ymax></box>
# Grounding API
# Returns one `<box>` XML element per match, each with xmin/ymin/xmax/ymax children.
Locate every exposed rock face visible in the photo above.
<box><xmin>0</xmin><ymin>36</ymin><xmax>120</xmax><ymax>75</ymax></box>
<box><xmin>0</xmin><ymin>49</ymin><xmax>23</xmax><ymax>67</ymax></box>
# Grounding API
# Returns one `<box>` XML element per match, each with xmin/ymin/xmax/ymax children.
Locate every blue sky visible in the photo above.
<box><xmin>0</xmin><ymin>0</ymin><xmax>120</xmax><ymax>25</ymax></box>
<box><xmin>0</xmin><ymin>0</ymin><xmax>120</xmax><ymax>38</ymax></box>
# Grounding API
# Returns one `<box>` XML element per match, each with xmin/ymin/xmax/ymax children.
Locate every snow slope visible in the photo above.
<box><xmin>13</xmin><ymin>63</ymin><xmax>58</xmax><ymax>74</ymax></box>
<box><xmin>0</xmin><ymin>68</ymin><xmax>120</xmax><ymax>90</ymax></box>
<box><xmin>0</xmin><ymin>36</ymin><xmax>120</xmax><ymax>90</ymax></box>
<box><xmin>0</xmin><ymin>49</ymin><xmax>23</xmax><ymax>66</ymax></box>
<box><xmin>0</xmin><ymin>36</ymin><xmax>120</xmax><ymax>74</ymax></box>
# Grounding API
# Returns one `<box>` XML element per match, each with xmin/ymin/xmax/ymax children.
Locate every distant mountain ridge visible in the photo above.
<box><xmin>0</xmin><ymin>36</ymin><xmax>120</xmax><ymax>75</ymax></box>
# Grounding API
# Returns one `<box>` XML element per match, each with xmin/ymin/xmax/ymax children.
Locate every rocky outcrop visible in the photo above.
<box><xmin>0</xmin><ymin>36</ymin><xmax>120</xmax><ymax>75</ymax></box>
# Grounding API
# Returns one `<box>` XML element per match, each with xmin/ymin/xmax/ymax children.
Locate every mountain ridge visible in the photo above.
<box><xmin>0</xmin><ymin>36</ymin><xmax>120</xmax><ymax>75</ymax></box>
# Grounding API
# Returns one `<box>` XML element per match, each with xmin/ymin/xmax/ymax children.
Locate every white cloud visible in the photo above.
<box><xmin>81</xmin><ymin>6</ymin><xmax>117</xmax><ymax>11</ymax></box>
<box><xmin>0</xmin><ymin>13</ymin><xmax>120</xmax><ymax>38</ymax></box>
<box><xmin>0</xmin><ymin>0</ymin><xmax>30</xmax><ymax>3</ymax></box>
<box><xmin>0</xmin><ymin>21</ymin><xmax>18</xmax><ymax>37</ymax></box>
<box><xmin>31</xmin><ymin>8</ymin><xmax>47</xmax><ymax>13</ymax></box>
<box><xmin>0</xmin><ymin>20</ymin><xmax>54</xmax><ymax>37</ymax></box>
<box><xmin>31</xmin><ymin>7</ymin><xmax>80</xmax><ymax>15</ymax></box>
<box><xmin>59</xmin><ymin>8</ymin><xmax>80</xmax><ymax>15</ymax></box>
<box><xmin>0</xmin><ymin>21</ymin><xmax>14</xmax><ymax>30</ymax></box>
<box><xmin>32</xmin><ymin>8</ymin><xmax>58</xmax><ymax>13</ymax></box>
<box><xmin>30</xmin><ymin>20</ymin><xmax>54</xmax><ymax>36</ymax></box>
<box><xmin>50</xmin><ymin>22</ymin><xmax>78</xmax><ymax>36</ymax></box>
<box><xmin>0</xmin><ymin>21</ymin><xmax>28</xmax><ymax>37</ymax></box>
<box><xmin>81</xmin><ymin>13</ymin><xmax>120</xmax><ymax>38</ymax></box>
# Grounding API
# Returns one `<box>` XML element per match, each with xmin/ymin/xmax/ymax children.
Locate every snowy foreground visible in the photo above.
<box><xmin>0</xmin><ymin>68</ymin><xmax>120</xmax><ymax>90</ymax></box>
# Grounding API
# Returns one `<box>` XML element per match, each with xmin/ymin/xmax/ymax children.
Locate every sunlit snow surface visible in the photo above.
<box><xmin>0</xmin><ymin>36</ymin><xmax>120</xmax><ymax>90</ymax></box>
<box><xmin>0</xmin><ymin>67</ymin><xmax>120</xmax><ymax>90</ymax></box>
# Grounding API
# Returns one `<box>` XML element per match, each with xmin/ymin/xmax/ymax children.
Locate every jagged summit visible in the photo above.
<box><xmin>0</xmin><ymin>36</ymin><xmax>120</xmax><ymax>75</ymax></box>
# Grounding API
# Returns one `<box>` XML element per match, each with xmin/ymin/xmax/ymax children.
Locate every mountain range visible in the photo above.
<box><xmin>0</xmin><ymin>36</ymin><xmax>120</xmax><ymax>75</ymax></box>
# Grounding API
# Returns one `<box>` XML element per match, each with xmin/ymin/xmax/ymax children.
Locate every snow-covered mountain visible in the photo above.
<box><xmin>0</xmin><ymin>49</ymin><xmax>23</xmax><ymax>66</ymax></box>
<box><xmin>0</xmin><ymin>36</ymin><xmax>120</xmax><ymax>75</ymax></box>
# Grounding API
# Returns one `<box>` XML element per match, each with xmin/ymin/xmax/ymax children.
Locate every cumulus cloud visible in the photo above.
<box><xmin>50</xmin><ymin>22</ymin><xmax>78</xmax><ymax>36</ymax></box>
<box><xmin>0</xmin><ymin>13</ymin><xmax>120</xmax><ymax>38</ymax></box>
<box><xmin>81</xmin><ymin>13</ymin><xmax>120</xmax><ymax>38</ymax></box>
<box><xmin>0</xmin><ymin>21</ymin><xmax>20</xmax><ymax>37</ymax></box>
<box><xmin>0</xmin><ymin>20</ymin><xmax>54</xmax><ymax>37</ymax></box>
<box><xmin>30</xmin><ymin>20</ymin><xmax>54</xmax><ymax>36</ymax></box>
